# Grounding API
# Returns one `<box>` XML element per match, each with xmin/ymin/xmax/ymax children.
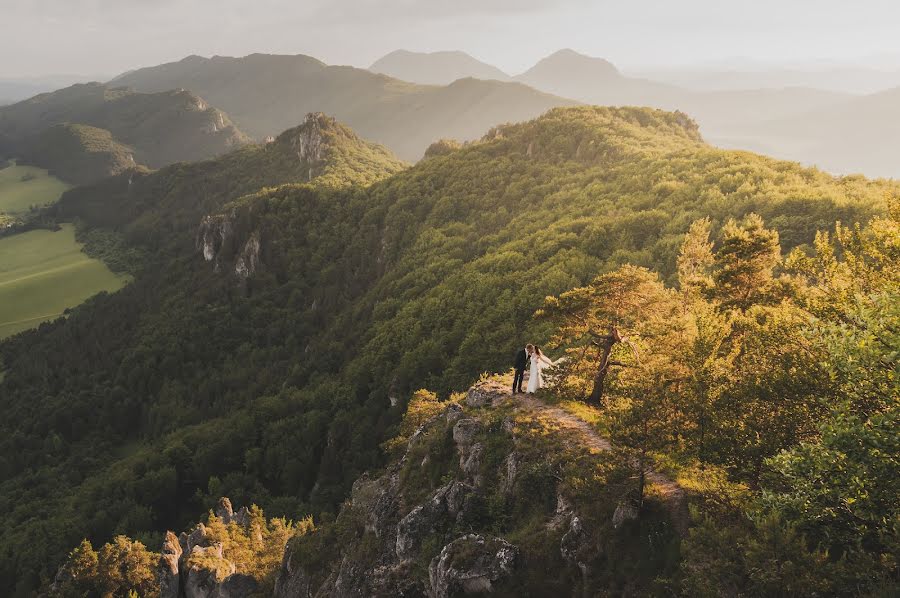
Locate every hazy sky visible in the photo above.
<box><xmin>4</xmin><ymin>0</ymin><xmax>900</xmax><ymax>78</ymax></box>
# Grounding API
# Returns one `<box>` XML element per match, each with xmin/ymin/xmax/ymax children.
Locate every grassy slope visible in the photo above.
<box><xmin>0</xmin><ymin>224</ymin><xmax>127</xmax><ymax>339</ymax></box>
<box><xmin>0</xmin><ymin>163</ymin><xmax>70</xmax><ymax>215</ymax></box>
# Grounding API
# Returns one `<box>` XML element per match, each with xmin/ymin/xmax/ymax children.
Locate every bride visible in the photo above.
<box><xmin>527</xmin><ymin>346</ymin><xmax>558</xmax><ymax>393</ymax></box>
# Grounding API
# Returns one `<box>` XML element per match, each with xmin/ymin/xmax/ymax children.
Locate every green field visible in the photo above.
<box><xmin>0</xmin><ymin>224</ymin><xmax>128</xmax><ymax>339</ymax></box>
<box><xmin>0</xmin><ymin>162</ymin><xmax>71</xmax><ymax>215</ymax></box>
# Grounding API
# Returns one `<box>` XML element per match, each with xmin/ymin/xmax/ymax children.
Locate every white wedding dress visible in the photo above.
<box><xmin>526</xmin><ymin>352</ymin><xmax>553</xmax><ymax>393</ymax></box>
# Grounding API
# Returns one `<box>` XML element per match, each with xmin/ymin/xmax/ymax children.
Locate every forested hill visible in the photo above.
<box><xmin>15</xmin><ymin>123</ymin><xmax>136</xmax><ymax>185</ymax></box>
<box><xmin>111</xmin><ymin>53</ymin><xmax>577</xmax><ymax>160</ymax></box>
<box><xmin>1</xmin><ymin>107</ymin><xmax>896</xmax><ymax>594</ymax></box>
<box><xmin>53</xmin><ymin>112</ymin><xmax>407</xmax><ymax>253</ymax></box>
<box><xmin>0</xmin><ymin>83</ymin><xmax>250</xmax><ymax>183</ymax></box>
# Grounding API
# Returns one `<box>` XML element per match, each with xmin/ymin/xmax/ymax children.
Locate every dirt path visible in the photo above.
<box><xmin>482</xmin><ymin>380</ymin><xmax>690</xmax><ymax>536</ymax></box>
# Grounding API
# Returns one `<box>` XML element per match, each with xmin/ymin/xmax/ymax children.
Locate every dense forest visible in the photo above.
<box><xmin>52</xmin><ymin>199</ymin><xmax>899</xmax><ymax>596</ymax></box>
<box><xmin>1</xmin><ymin>107</ymin><xmax>896</xmax><ymax>595</ymax></box>
<box><xmin>16</xmin><ymin>123</ymin><xmax>136</xmax><ymax>185</ymax></box>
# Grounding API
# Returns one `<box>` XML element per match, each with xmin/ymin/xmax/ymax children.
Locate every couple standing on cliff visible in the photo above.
<box><xmin>512</xmin><ymin>344</ymin><xmax>560</xmax><ymax>394</ymax></box>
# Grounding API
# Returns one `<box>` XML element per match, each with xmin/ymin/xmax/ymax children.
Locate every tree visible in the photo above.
<box><xmin>677</xmin><ymin>217</ymin><xmax>715</xmax><ymax>305</ymax></box>
<box><xmin>538</xmin><ymin>265</ymin><xmax>682</xmax><ymax>404</ymax></box>
<box><xmin>712</xmin><ymin>213</ymin><xmax>781</xmax><ymax>311</ymax></box>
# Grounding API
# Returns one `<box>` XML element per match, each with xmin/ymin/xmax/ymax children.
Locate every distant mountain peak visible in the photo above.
<box><xmin>370</xmin><ymin>49</ymin><xmax>510</xmax><ymax>85</ymax></box>
<box><xmin>522</xmin><ymin>49</ymin><xmax>621</xmax><ymax>78</ymax></box>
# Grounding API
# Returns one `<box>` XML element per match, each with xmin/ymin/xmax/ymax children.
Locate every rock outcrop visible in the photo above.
<box><xmin>428</xmin><ymin>534</ymin><xmax>518</xmax><ymax>597</ymax></box>
<box><xmin>283</xmin><ymin>113</ymin><xmax>330</xmax><ymax>181</ymax></box>
<box><xmin>156</xmin><ymin>499</ymin><xmax>259</xmax><ymax>598</ymax></box>
<box><xmin>271</xmin><ymin>378</ymin><xmax>687</xmax><ymax>597</ymax></box>
<box><xmin>196</xmin><ymin>204</ymin><xmax>264</xmax><ymax>279</ymax></box>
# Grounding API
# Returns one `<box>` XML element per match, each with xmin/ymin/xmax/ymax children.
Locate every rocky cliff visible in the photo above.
<box><xmin>157</xmin><ymin>498</ymin><xmax>262</xmax><ymax>598</ymax></box>
<box><xmin>270</xmin><ymin>380</ymin><xmax>684</xmax><ymax>597</ymax></box>
<box><xmin>195</xmin><ymin>112</ymin><xmax>406</xmax><ymax>280</ymax></box>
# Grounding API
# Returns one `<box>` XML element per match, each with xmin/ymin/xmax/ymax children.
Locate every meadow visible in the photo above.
<box><xmin>0</xmin><ymin>224</ymin><xmax>128</xmax><ymax>339</ymax></box>
<box><xmin>0</xmin><ymin>162</ymin><xmax>71</xmax><ymax>215</ymax></box>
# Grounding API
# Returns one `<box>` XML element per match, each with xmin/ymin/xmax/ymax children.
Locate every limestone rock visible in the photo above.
<box><xmin>428</xmin><ymin>534</ymin><xmax>518</xmax><ymax>598</ymax></box>
<box><xmin>351</xmin><ymin>466</ymin><xmax>402</xmax><ymax>541</ymax></box>
<box><xmin>234</xmin><ymin>231</ymin><xmax>260</xmax><ymax>278</ymax></box>
<box><xmin>396</xmin><ymin>481</ymin><xmax>473</xmax><ymax>561</ymax></box>
<box><xmin>500</xmin><ymin>452</ymin><xmax>522</xmax><ymax>494</ymax></box>
<box><xmin>612</xmin><ymin>502</ymin><xmax>639</xmax><ymax>529</ymax></box>
<box><xmin>159</xmin><ymin>531</ymin><xmax>183</xmax><ymax>598</ymax></box>
<box><xmin>286</xmin><ymin>113</ymin><xmax>330</xmax><ymax>180</ymax></box>
<box><xmin>464</xmin><ymin>381</ymin><xmax>508</xmax><ymax>408</ymax></box>
<box><xmin>183</xmin><ymin>543</ymin><xmax>235</xmax><ymax>598</ymax></box>
<box><xmin>369</xmin><ymin>561</ymin><xmax>427</xmax><ymax>596</ymax></box>
<box><xmin>560</xmin><ymin>515</ymin><xmax>598</xmax><ymax>585</ymax></box>
<box><xmin>215</xmin><ymin>497</ymin><xmax>234</xmax><ymax>521</ymax></box>
<box><xmin>453</xmin><ymin>419</ymin><xmax>484</xmax><ymax>485</ymax></box>
<box><xmin>216</xmin><ymin>573</ymin><xmax>258</xmax><ymax>597</ymax></box>
<box><xmin>273</xmin><ymin>542</ymin><xmax>313</xmax><ymax>598</ymax></box>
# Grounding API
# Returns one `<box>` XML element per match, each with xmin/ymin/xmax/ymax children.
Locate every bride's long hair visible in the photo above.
<box><xmin>534</xmin><ymin>346</ymin><xmax>543</xmax><ymax>358</ymax></box>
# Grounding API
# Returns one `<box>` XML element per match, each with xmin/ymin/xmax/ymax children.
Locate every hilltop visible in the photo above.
<box><xmin>0</xmin><ymin>83</ymin><xmax>250</xmax><ymax>182</ymax></box>
<box><xmin>0</xmin><ymin>107</ymin><xmax>896</xmax><ymax>594</ymax></box>
<box><xmin>370</xmin><ymin>49</ymin><xmax>512</xmax><ymax>84</ymax></box>
<box><xmin>16</xmin><ymin>123</ymin><xmax>135</xmax><ymax>185</ymax></box>
<box><xmin>112</xmin><ymin>53</ymin><xmax>576</xmax><ymax>160</ymax></box>
<box><xmin>55</xmin><ymin>112</ymin><xmax>407</xmax><ymax>250</ymax></box>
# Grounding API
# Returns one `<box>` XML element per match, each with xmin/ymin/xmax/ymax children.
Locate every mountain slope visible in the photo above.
<box><xmin>54</xmin><ymin>112</ymin><xmax>407</xmax><ymax>249</ymax></box>
<box><xmin>17</xmin><ymin>123</ymin><xmax>136</xmax><ymax>185</ymax></box>
<box><xmin>112</xmin><ymin>53</ymin><xmax>576</xmax><ymax>160</ymax></box>
<box><xmin>370</xmin><ymin>49</ymin><xmax>511</xmax><ymax>84</ymax></box>
<box><xmin>0</xmin><ymin>83</ymin><xmax>250</xmax><ymax>180</ymax></box>
<box><xmin>0</xmin><ymin>107</ymin><xmax>895</xmax><ymax>594</ymax></box>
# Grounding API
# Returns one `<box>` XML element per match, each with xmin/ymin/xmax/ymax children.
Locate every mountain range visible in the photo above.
<box><xmin>4</xmin><ymin>50</ymin><xmax>898</xmax><ymax>178</ymax></box>
<box><xmin>368</xmin><ymin>48</ymin><xmax>900</xmax><ymax>178</ymax></box>
<box><xmin>112</xmin><ymin>53</ymin><xmax>575</xmax><ymax>161</ymax></box>
<box><xmin>1</xmin><ymin>106</ymin><xmax>895</xmax><ymax>594</ymax></box>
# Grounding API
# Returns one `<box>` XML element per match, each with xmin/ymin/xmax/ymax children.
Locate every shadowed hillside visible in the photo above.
<box><xmin>0</xmin><ymin>83</ymin><xmax>250</xmax><ymax>182</ymax></box>
<box><xmin>16</xmin><ymin>124</ymin><xmax>135</xmax><ymax>185</ymax></box>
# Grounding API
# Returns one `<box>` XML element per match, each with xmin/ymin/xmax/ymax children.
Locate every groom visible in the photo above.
<box><xmin>513</xmin><ymin>344</ymin><xmax>533</xmax><ymax>394</ymax></box>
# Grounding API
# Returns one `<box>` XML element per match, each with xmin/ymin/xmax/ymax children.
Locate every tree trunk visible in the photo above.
<box><xmin>589</xmin><ymin>327</ymin><xmax>622</xmax><ymax>404</ymax></box>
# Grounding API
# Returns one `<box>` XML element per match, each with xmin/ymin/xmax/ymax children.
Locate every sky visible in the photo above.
<box><xmin>4</xmin><ymin>0</ymin><xmax>900</xmax><ymax>79</ymax></box>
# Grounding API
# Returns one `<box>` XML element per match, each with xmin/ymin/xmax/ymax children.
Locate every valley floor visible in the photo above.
<box><xmin>0</xmin><ymin>224</ymin><xmax>128</xmax><ymax>338</ymax></box>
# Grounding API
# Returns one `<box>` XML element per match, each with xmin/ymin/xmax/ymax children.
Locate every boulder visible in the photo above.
<box><xmin>428</xmin><ymin>534</ymin><xmax>518</xmax><ymax>597</ymax></box>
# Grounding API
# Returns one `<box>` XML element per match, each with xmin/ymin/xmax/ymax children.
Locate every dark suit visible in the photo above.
<box><xmin>513</xmin><ymin>348</ymin><xmax>529</xmax><ymax>393</ymax></box>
